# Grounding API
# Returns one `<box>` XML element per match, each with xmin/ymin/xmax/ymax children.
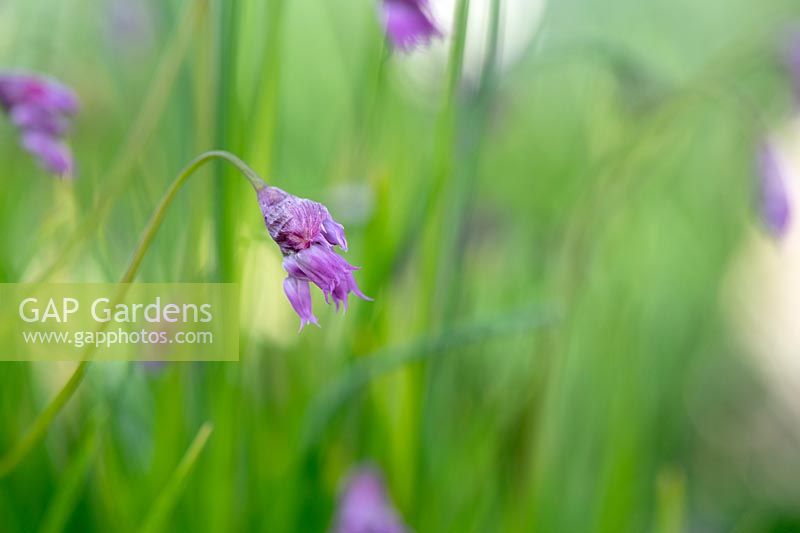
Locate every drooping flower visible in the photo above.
<box><xmin>257</xmin><ymin>185</ymin><xmax>370</xmax><ymax>330</ymax></box>
<box><xmin>0</xmin><ymin>72</ymin><xmax>79</xmax><ymax>176</ymax></box>
<box><xmin>333</xmin><ymin>467</ymin><xmax>407</xmax><ymax>533</ymax></box>
<box><xmin>380</xmin><ymin>0</ymin><xmax>442</xmax><ymax>51</ymax></box>
<box><xmin>757</xmin><ymin>141</ymin><xmax>792</xmax><ymax>239</ymax></box>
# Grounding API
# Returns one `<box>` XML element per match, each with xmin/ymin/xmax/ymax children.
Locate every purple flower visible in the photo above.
<box><xmin>333</xmin><ymin>467</ymin><xmax>407</xmax><ymax>533</ymax></box>
<box><xmin>106</xmin><ymin>0</ymin><xmax>157</xmax><ymax>56</ymax></box>
<box><xmin>758</xmin><ymin>141</ymin><xmax>792</xmax><ymax>239</ymax></box>
<box><xmin>257</xmin><ymin>185</ymin><xmax>370</xmax><ymax>330</ymax></box>
<box><xmin>380</xmin><ymin>0</ymin><xmax>442</xmax><ymax>51</ymax></box>
<box><xmin>0</xmin><ymin>72</ymin><xmax>78</xmax><ymax>176</ymax></box>
<box><xmin>21</xmin><ymin>132</ymin><xmax>74</xmax><ymax>176</ymax></box>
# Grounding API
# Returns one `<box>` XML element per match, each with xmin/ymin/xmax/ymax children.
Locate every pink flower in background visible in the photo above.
<box><xmin>0</xmin><ymin>72</ymin><xmax>79</xmax><ymax>176</ymax></box>
<box><xmin>257</xmin><ymin>185</ymin><xmax>370</xmax><ymax>330</ymax></box>
<box><xmin>333</xmin><ymin>467</ymin><xmax>407</xmax><ymax>533</ymax></box>
<box><xmin>380</xmin><ymin>0</ymin><xmax>442</xmax><ymax>51</ymax></box>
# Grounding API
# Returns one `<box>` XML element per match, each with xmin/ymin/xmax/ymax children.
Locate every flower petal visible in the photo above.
<box><xmin>322</xmin><ymin>217</ymin><xmax>348</xmax><ymax>251</ymax></box>
<box><xmin>21</xmin><ymin>131</ymin><xmax>74</xmax><ymax>177</ymax></box>
<box><xmin>10</xmin><ymin>104</ymin><xmax>68</xmax><ymax>136</ymax></box>
<box><xmin>381</xmin><ymin>0</ymin><xmax>442</xmax><ymax>51</ymax></box>
<box><xmin>334</xmin><ymin>467</ymin><xmax>407</xmax><ymax>533</ymax></box>
<box><xmin>283</xmin><ymin>276</ymin><xmax>319</xmax><ymax>331</ymax></box>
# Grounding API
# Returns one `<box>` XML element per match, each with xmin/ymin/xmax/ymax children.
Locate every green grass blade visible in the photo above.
<box><xmin>38</xmin><ymin>416</ymin><xmax>103</xmax><ymax>533</ymax></box>
<box><xmin>138</xmin><ymin>422</ymin><xmax>214</xmax><ymax>533</ymax></box>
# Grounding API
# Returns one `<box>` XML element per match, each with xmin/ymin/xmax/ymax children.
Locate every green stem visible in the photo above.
<box><xmin>213</xmin><ymin>0</ymin><xmax>242</xmax><ymax>284</ymax></box>
<box><xmin>355</xmin><ymin>38</ymin><xmax>389</xmax><ymax>169</ymax></box>
<box><xmin>416</xmin><ymin>0</ymin><xmax>471</xmax><ymax>329</ymax></box>
<box><xmin>121</xmin><ymin>151</ymin><xmax>265</xmax><ymax>284</ymax></box>
<box><xmin>428</xmin><ymin>0</ymin><xmax>471</xmax><ymax>203</ymax></box>
<box><xmin>365</xmin><ymin>0</ymin><xmax>472</xmax><ymax>309</ymax></box>
<box><xmin>0</xmin><ymin>151</ymin><xmax>264</xmax><ymax>479</ymax></box>
<box><xmin>0</xmin><ymin>360</ymin><xmax>88</xmax><ymax>478</ymax></box>
<box><xmin>412</xmin><ymin>0</ymin><xmax>472</xmax><ymax>517</ymax></box>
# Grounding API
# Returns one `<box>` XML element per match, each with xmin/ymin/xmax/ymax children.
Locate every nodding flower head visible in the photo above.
<box><xmin>758</xmin><ymin>141</ymin><xmax>792</xmax><ymax>239</ymax></box>
<box><xmin>333</xmin><ymin>467</ymin><xmax>407</xmax><ymax>533</ymax></box>
<box><xmin>0</xmin><ymin>72</ymin><xmax>79</xmax><ymax>177</ymax></box>
<box><xmin>257</xmin><ymin>185</ymin><xmax>370</xmax><ymax>330</ymax></box>
<box><xmin>380</xmin><ymin>0</ymin><xmax>442</xmax><ymax>51</ymax></box>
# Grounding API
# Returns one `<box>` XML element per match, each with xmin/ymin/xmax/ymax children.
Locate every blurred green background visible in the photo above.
<box><xmin>1</xmin><ymin>0</ymin><xmax>800</xmax><ymax>531</ymax></box>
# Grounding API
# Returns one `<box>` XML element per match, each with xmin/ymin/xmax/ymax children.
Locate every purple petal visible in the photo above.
<box><xmin>322</xmin><ymin>217</ymin><xmax>348</xmax><ymax>250</ymax></box>
<box><xmin>758</xmin><ymin>142</ymin><xmax>792</xmax><ymax>238</ymax></box>
<box><xmin>0</xmin><ymin>74</ymin><xmax>78</xmax><ymax>113</ymax></box>
<box><xmin>331</xmin><ymin>271</ymin><xmax>372</xmax><ymax>312</ymax></box>
<box><xmin>282</xmin><ymin>254</ymin><xmax>306</xmax><ymax>279</ymax></box>
<box><xmin>282</xmin><ymin>246</ymin><xmax>370</xmax><ymax>318</ymax></box>
<box><xmin>344</xmin><ymin>271</ymin><xmax>371</xmax><ymax>302</ymax></box>
<box><xmin>334</xmin><ymin>467</ymin><xmax>407</xmax><ymax>533</ymax></box>
<box><xmin>10</xmin><ymin>104</ymin><xmax>68</xmax><ymax>135</ymax></box>
<box><xmin>21</xmin><ymin>131</ymin><xmax>74</xmax><ymax>177</ymax></box>
<box><xmin>381</xmin><ymin>0</ymin><xmax>442</xmax><ymax>51</ymax></box>
<box><xmin>38</xmin><ymin>82</ymin><xmax>79</xmax><ymax>114</ymax></box>
<box><xmin>283</xmin><ymin>276</ymin><xmax>319</xmax><ymax>331</ymax></box>
<box><xmin>290</xmin><ymin>245</ymin><xmax>358</xmax><ymax>293</ymax></box>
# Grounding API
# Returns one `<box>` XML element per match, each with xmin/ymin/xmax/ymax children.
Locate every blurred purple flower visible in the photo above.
<box><xmin>333</xmin><ymin>467</ymin><xmax>407</xmax><ymax>533</ymax></box>
<box><xmin>758</xmin><ymin>141</ymin><xmax>792</xmax><ymax>239</ymax></box>
<box><xmin>380</xmin><ymin>0</ymin><xmax>442</xmax><ymax>51</ymax></box>
<box><xmin>21</xmin><ymin>132</ymin><xmax>74</xmax><ymax>176</ymax></box>
<box><xmin>106</xmin><ymin>0</ymin><xmax>157</xmax><ymax>56</ymax></box>
<box><xmin>0</xmin><ymin>72</ymin><xmax>78</xmax><ymax>176</ymax></box>
<box><xmin>257</xmin><ymin>186</ymin><xmax>370</xmax><ymax>330</ymax></box>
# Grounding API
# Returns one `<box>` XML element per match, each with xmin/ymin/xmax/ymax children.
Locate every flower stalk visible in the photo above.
<box><xmin>0</xmin><ymin>150</ymin><xmax>264</xmax><ymax>478</ymax></box>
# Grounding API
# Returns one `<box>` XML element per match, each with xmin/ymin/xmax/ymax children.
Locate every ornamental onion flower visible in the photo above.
<box><xmin>0</xmin><ymin>72</ymin><xmax>79</xmax><ymax>176</ymax></box>
<box><xmin>758</xmin><ymin>141</ymin><xmax>792</xmax><ymax>239</ymax></box>
<box><xmin>333</xmin><ymin>467</ymin><xmax>407</xmax><ymax>533</ymax></box>
<box><xmin>380</xmin><ymin>0</ymin><xmax>442</xmax><ymax>51</ymax></box>
<box><xmin>257</xmin><ymin>185</ymin><xmax>370</xmax><ymax>330</ymax></box>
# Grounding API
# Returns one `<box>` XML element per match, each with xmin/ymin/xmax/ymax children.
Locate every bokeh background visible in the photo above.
<box><xmin>2</xmin><ymin>0</ymin><xmax>800</xmax><ymax>531</ymax></box>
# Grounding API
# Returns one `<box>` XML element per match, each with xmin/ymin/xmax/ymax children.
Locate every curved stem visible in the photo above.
<box><xmin>120</xmin><ymin>150</ymin><xmax>265</xmax><ymax>283</ymax></box>
<box><xmin>0</xmin><ymin>150</ymin><xmax>264</xmax><ymax>478</ymax></box>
